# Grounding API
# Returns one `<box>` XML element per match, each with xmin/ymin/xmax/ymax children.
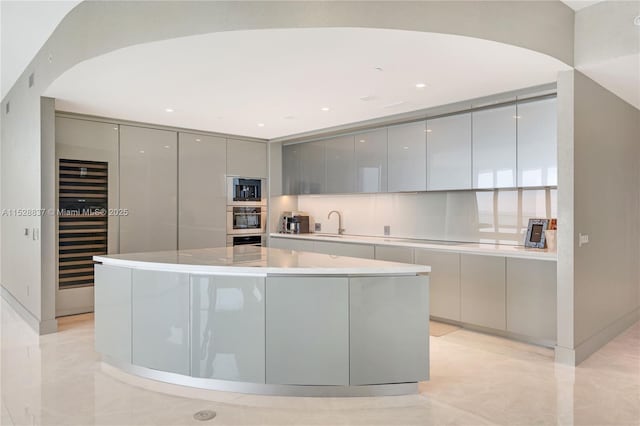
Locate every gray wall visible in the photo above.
<box><xmin>573</xmin><ymin>71</ymin><xmax>640</xmax><ymax>355</ymax></box>
<box><xmin>0</xmin><ymin>1</ymin><xmax>574</xmax><ymax>332</ymax></box>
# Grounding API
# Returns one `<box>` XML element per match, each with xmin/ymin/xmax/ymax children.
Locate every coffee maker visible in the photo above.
<box><xmin>279</xmin><ymin>211</ymin><xmax>312</xmax><ymax>234</ymax></box>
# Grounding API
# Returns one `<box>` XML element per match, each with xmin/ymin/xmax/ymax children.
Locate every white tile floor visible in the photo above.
<box><xmin>1</xmin><ymin>297</ymin><xmax>638</xmax><ymax>426</ymax></box>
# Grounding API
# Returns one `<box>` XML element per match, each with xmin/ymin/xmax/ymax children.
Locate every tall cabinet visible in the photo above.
<box><xmin>119</xmin><ymin>125</ymin><xmax>178</xmax><ymax>253</ymax></box>
<box><xmin>179</xmin><ymin>133</ymin><xmax>227</xmax><ymax>249</ymax></box>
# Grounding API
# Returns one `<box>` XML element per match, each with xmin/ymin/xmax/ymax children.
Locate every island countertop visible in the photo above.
<box><xmin>94</xmin><ymin>245</ymin><xmax>430</xmax><ymax>276</ymax></box>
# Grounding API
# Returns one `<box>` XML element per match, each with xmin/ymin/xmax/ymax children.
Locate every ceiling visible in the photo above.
<box><xmin>561</xmin><ymin>0</ymin><xmax>606</xmax><ymax>11</ymax></box>
<box><xmin>45</xmin><ymin>28</ymin><xmax>570</xmax><ymax>139</ymax></box>
<box><xmin>0</xmin><ymin>0</ymin><xmax>81</xmax><ymax>98</ymax></box>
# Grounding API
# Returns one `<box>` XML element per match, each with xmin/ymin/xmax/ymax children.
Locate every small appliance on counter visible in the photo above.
<box><xmin>279</xmin><ymin>211</ymin><xmax>312</xmax><ymax>234</ymax></box>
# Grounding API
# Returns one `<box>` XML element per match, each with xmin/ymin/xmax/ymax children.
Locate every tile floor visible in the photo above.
<box><xmin>1</xmin><ymin>297</ymin><xmax>638</xmax><ymax>426</ymax></box>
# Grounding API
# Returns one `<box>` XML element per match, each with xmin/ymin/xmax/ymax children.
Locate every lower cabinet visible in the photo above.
<box><xmin>94</xmin><ymin>264</ymin><xmax>132</xmax><ymax>363</ymax></box>
<box><xmin>313</xmin><ymin>241</ymin><xmax>374</xmax><ymax>259</ymax></box>
<box><xmin>506</xmin><ymin>259</ymin><xmax>557</xmax><ymax>342</ymax></box>
<box><xmin>265</xmin><ymin>276</ymin><xmax>349</xmax><ymax>385</ymax></box>
<box><xmin>191</xmin><ymin>275</ymin><xmax>266</xmax><ymax>383</ymax></box>
<box><xmin>268</xmin><ymin>237</ymin><xmax>315</xmax><ymax>252</ymax></box>
<box><xmin>374</xmin><ymin>245</ymin><xmax>414</xmax><ymax>263</ymax></box>
<box><xmin>460</xmin><ymin>254</ymin><xmax>506</xmax><ymax>330</ymax></box>
<box><xmin>131</xmin><ymin>270</ymin><xmax>190</xmax><ymax>375</ymax></box>
<box><xmin>415</xmin><ymin>249</ymin><xmax>461</xmax><ymax>321</ymax></box>
<box><xmin>350</xmin><ymin>276</ymin><xmax>429</xmax><ymax>385</ymax></box>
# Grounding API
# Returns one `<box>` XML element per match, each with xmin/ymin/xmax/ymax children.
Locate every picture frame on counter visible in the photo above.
<box><xmin>524</xmin><ymin>218</ymin><xmax>550</xmax><ymax>249</ymax></box>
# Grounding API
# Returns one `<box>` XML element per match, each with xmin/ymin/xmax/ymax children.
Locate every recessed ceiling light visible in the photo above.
<box><xmin>634</xmin><ymin>15</ymin><xmax>640</xmax><ymax>26</ymax></box>
<box><xmin>257</xmin><ymin>123</ymin><xmax>265</xmax><ymax>127</ymax></box>
<box><xmin>374</xmin><ymin>67</ymin><xmax>384</xmax><ymax>72</ymax></box>
<box><xmin>403</xmin><ymin>146</ymin><xmax>409</xmax><ymax>150</ymax></box>
<box><xmin>164</xmin><ymin>145</ymin><xmax>170</xmax><ymax>149</ymax></box>
<box><xmin>139</xmin><ymin>150</ymin><xmax>145</xmax><ymax>154</ymax></box>
<box><xmin>359</xmin><ymin>139</ymin><xmax>366</xmax><ymax>143</ymax></box>
<box><xmin>426</xmin><ymin>129</ymin><xmax>432</xmax><ymax>133</ymax></box>
<box><xmin>195</xmin><ymin>138</ymin><xmax>201</xmax><ymax>142</ymax></box>
<box><xmin>165</xmin><ymin>108</ymin><xmax>174</xmax><ymax>113</ymax></box>
<box><xmin>321</xmin><ymin>107</ymin><xmax>330</xmax><ymax>112</ymax></box>
<box><xmin>415</xmin><ymin>83</ymin><xmax>427</xmax><ymax>88</ymax></box>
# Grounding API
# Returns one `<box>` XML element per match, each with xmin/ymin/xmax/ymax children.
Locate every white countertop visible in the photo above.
<box><xmin>270</xmin><ymin>233</ymin><xmax>557</xmax><ymax>261</ymax></box>
<box><xmin>94</xmin><ymin>246</ymin><xmax>430</xmax><ymax>276</ymax></box>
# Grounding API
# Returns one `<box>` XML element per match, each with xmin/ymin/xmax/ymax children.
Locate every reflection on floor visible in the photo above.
<box><xmin>1</xmin><ymin>297</ymin><xmax>639</xmax><ymax>426</ymax></box>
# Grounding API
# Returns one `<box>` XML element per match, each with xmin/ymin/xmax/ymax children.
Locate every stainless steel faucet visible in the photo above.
<box><xmin>327</xmin><ymin>210</ymin><xmax>345</xmax><ymax>235</ymax></box>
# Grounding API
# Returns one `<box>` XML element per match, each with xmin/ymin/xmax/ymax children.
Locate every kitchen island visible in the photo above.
<box><xmin>94</xmin><ymin>246</ymin><xmax>430</xmax><ymax>396</ymax></box>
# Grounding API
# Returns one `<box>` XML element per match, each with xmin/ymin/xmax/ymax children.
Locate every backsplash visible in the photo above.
<box><xmin>295</xmin><ymin>189</ymin><xmax>557</xmax><ymax>246</ymax></box>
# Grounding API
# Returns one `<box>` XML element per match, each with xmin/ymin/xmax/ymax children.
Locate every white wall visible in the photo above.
<box><xmin>571</xmin><ymin>71</ymin><xmax>640</xmax><ymax>361</ymax></box>
<box><xmin>297</xmin><ymin>189</ymin><xmax>557</xmax><ymax>245</ymax></box>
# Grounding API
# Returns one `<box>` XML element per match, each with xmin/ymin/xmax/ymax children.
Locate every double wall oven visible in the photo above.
<box><xmin>226</xmin><ymin>177</ymin><xmax>266</xmax><ymax>247</ymax></box>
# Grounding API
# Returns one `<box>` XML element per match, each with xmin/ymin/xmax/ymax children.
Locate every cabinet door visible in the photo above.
<box><xmin>427</xmin><ymin>113</ymin><xmax>472</xmax><ymax>190</ymax></box>
<box><xmin>374</xmin><ymin>245</ymin><xmax>414</xmax><ymax>263</ymax></box>
<box><xmin>415</xmin><ymin>249</ymin><xmax>461</xmax><ymax>321</ymax></box>
<box><xmin>517</xmin><ymin>97</ymin><xmax>558</xmax><ymax>187</ymax></box>
<box><xmin>472</xmin><ymin>105</ymin><xmax>517</xmax><ymax>189</ymax></box>
<box><xmin>506</xmin><ymin>259</ymin><xmax>557</xmax><ymax>342</ymax></box>
<box><xmin>354</xmin><ymin>129</ymin><xmax>388</xmax><ymax>193</ymax></box>
<box><xmin>94</xmin><ymin>264</ymin><xmax>131</xmax><ymax>363</ymax></box>
<box><xmin>350</xmin><ymin>276</ymin><xmax>429</xmax><ymax>385</ymax></box>
<box><xmin>312</xmin><ymin>241</ymin><xmax>374</xmax><ymax>259</ymax></box>
<box><xmin>268</xmin><ymin>237</ymin><xmax>315</xmax><ymax>252</ymax></box>
<box><xmin>191</xmin><ymin>275</ymin><xmax>265</xmax><ymax>382</ymax></box>
<box><xmin>179</xmin><ymin>133</ymin><xmax>226</xmax><ymax>249</ymax></box>
<box><xmin>460</xmin><ymin>254</ymin><xmax>506</xmax><ymax>330</ymax></box>
<box><xmin>120</xmin><ymin>125</ymin><xmax>177</xmax><ymax>253</ymax></box>
<box><xmin>227</xmin><ymin>139</ymin><xmax>267</xmax><ymax>178</ymax></box>
<box><xmin>325</xmin><ymin>135</ymin><xmax>355</xmax><ymax>194</ymax></box>
<box><xmin>132</xmin><ymin>270</ymin><xmax>190</xmax><ymax>375</ymax></box>
<box><xmin>299</xmin><ymin>141</ymin><xmax>325</xmax><ymax>194</ymax></box>
<box><xmin>266</xmin><ymin>276</ymin><xmax>349</xmax><ymax>385</ymax></box>
<box><xmin>388</xmin><ymin>121</ymin><xmax>427</xmax><ymax>192</ymax></box>
<box><xmin>282</xmin><ymin>144</ymin><xmax>300</xmax><ymax>195</ymax></box>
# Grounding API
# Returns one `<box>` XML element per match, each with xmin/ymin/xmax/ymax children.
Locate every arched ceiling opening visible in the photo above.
<box><xmin>45</xmin><ymin>28</ymin><xmax>570</xmax><ymax>139</ymax></box>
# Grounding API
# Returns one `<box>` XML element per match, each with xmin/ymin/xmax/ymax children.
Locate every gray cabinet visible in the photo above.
<box><xmin>94</xmin><ymin>264</ymin><xmax>131</xmax><ymax>363</ymax></box>
<box><xmin>282</xmin><ymin>144</ymin><xmax>301</xmax><ymax>195</ymax></box>
<box><xmin>313</xmin><ymin>240</ymin><xmax>374</xmax><ymax>259</ymax></box>
<box><xmin>415</xmin><ymin>249</ymin><xmax>461</xmax><ymax>321</ymax></box>
<box><xmin>426</xmin><ymin>113</ymin><xmax>472</xmax><ymax>190</ymax></box>
<box><xmin>354</xmin><ymin>129</ymin><xmax>388</xmax><ymax>193</ymax></box>
<box><xmin>325</xmin><ymin>135</ymin><xmax>355</xmax><ymax>194</ymax></box>
<box><xmin>265</xmin><ymin>276</ymin><xmax>349</xmax><ymax>385</ymax></box>
<box><xmin>299</xmin><ymin>141</ymin><xmax>325</xmax><ymax>194</ymax></box>
<box><xmin>119</xmin><ymin>125</ymin><xmax>177</xmax><ymax>253</ymax></box>
<box><xmin>268</xmin><ymin>237</ymin><xmax>315</xmax><ymax>252</ymax></box>
<box><xmin>227</xmin><ymin>139</ymin><xmax>267</xmax><ymax>178</ymax></box>
<box><xmin>517</xmin><ymin>97</ymin><xmax>558</xmax><ymax>187</ymax></box>
<box><xmin>131</xmin><ymin>270</ymin><xmax>190</xmax><ymax>375</ymax></box>
<box><xmin>460</xmin><ymin>254</ymin><xmax>506</xmax><ymax>330</ymax></box>
<box><xmin>387</xmin><ymin>121</ymin><xmax>427</xmax><ymax>192</ymax></box>
<box><xmin>179</xmin><ymin>133</ymin><xmax>226</xmax><ymax>249</ymax></box>
<box><xmin>506</xmin><ymin>259</ymin><xmax>557</xmax><ymax>341</ymax></box>
<box><xmin>472</xmin><ymin>105</ymin><xmax>517</xmax><ymax>189</ymax></box>
<box><xmin>350</xmin><ymin>276</ymin><xmax>429</xmax><ymax>385</ymax></box>
<box><xmin>191</xmin><ymin>275</ymin><xmax>265</xmax><ymax>382</ymax></box>
<box><xmin>374</xmin><ymin>245</ymin><xmax>414</xmax><ymax>263</ymax></box>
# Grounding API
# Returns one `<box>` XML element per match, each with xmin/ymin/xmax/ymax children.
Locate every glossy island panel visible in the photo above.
<box><xmin>94</xmin><ymin>247</ymin><xmax>429</xmax><ymax>396</ymax></box>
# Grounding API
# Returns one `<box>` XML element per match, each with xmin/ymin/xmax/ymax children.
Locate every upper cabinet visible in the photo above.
<box><xmin>354</xmin><ymin>129</ymin><xmax>388</xmax><ymax>193</ymax></box>
<box><xmin>388</xmin><ymin>121</ymin><xmax>427</xmax><ymax>192</ymax></box>
<box><xmin>227</xmin><ymin>139</ymin><xmax>267</xmax><ymax>178</ymax></box>
<box><xmin>299</xmin><ymin>141</ymin><xmax>325</xmax><ymax>194</ymax></box>
<box><xmin>325</xmin><ymin>135</ymin><xmax>355</xmax><ymax>194</ymax></box>
<box><xmin>280</xmin><ymin>96</ymin><xmax>557</xmax><ymax>195</ymax></box>
<box><xmin>178</xmin><ymin>133</ymin><xmax>227</xmax><ymax>250</ymax></box>
<box><xmin>517</xmin><ymin>97</ymin><xmax>557</xmax><ymax>187</ymax></box>
<box><xmin>119</xmin><ymin>125</ymin><xmax>178</xmax><ymax>253</ymax></box>
<box><xmin>427</xmin><ymin>113</ymin><xmax>472</xmax><ymax>191</ymax></box>
<box><xmin>472</xmin><ymin>104</ymin><xmax>517</xmax><ymax>189</ymax></box>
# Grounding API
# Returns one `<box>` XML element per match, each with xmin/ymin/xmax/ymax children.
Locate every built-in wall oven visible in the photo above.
<box><xmin>226</xmin><ymin>205</ymin><xmax>266</xmax><ymax>235</ymax></box>
<box><xmin>226</xmin><ymin>234</ymin><xmax>265</xmax><ymax>247</ymax></box>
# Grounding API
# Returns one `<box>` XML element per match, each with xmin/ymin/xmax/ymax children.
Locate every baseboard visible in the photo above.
<box><xmin>1</xmin><ymin>286</ymin><xmax>58</xmax><ymax>335</ymax></box>
<box><xmin>555</xmin><ymin>307</ymin><xmax>640</xmax><ymax>366</ymax></box>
